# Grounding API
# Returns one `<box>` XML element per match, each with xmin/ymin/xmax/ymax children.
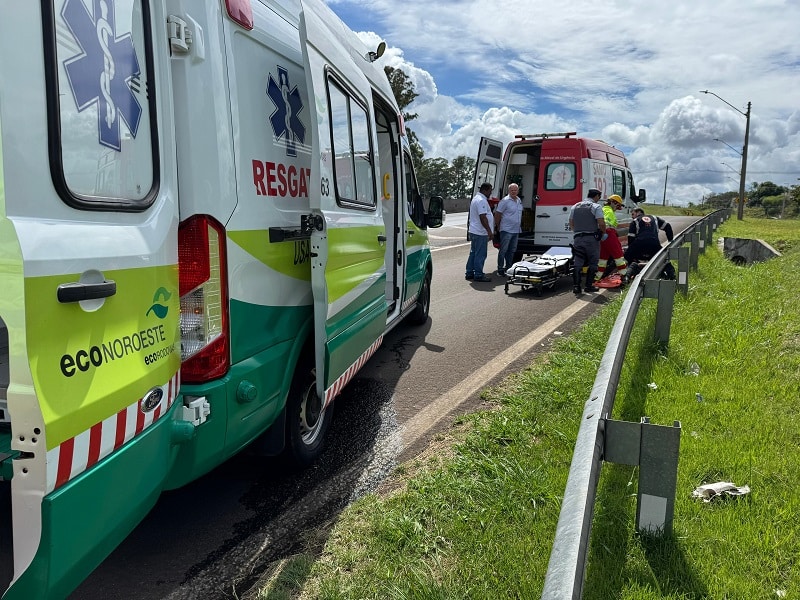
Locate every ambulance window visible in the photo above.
<box><xmin>48</xmin><ymin>0</ymin><xmax>158</xmax><ymax>209</ymax></box>
<box><xmin>628</xmin><ymin>171</ymin><xmax>637</xmax><ymax>200</ymax></box>
<box><xmin>328</xmin><ymin>81</ymin><xmax>376</xmax><ymax>209</ymax></box>
<box><xmin>612</xmin><ymin>168</ymin><xmax>626</xmax><ymax>197</ymax></box>
<box><xmin>545</xmin><ymin>162</ymin><xmax>576</xmax><ymax>190</ymax></box>
<box><xmin>477</xmin><ymin>161</ymin><xmax>497</xmax><ymax>187</ymax></box>
<box><xmin>404</xmin><ymin>151</ymin><xmax>424</xmax><ymax>228</ymax></box>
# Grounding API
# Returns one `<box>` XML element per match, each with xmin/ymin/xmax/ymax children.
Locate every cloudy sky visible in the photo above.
<box><xmin>326</xmin><ymin>0</ymin><xmax>800</xmax><ymax>206</ymax></box>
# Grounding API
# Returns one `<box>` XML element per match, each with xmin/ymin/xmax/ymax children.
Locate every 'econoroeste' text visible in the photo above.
<box><xmin>60</xmin><ymin>324</ymin><xmax>170</xmax><ymax>377</ymax></box>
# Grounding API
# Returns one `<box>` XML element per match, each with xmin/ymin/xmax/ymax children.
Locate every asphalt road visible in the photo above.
<box><xmin>71</xmin><ymin>213</ymin><xmax>695</xmax><ymax>600</ymax></box>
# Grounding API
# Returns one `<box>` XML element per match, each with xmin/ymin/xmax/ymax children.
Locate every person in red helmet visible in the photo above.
<box><xmin>595</xmin><ymin>194</ymin><xmax>627</xmax><ymax>282</ymax></box>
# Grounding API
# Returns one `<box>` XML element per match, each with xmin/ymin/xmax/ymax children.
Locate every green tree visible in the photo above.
<box><xmin>450</xmin><ymin>155</ymin><xmax>476</xmax><ymax>199</ymax></box>
<box><xmin>748</xmin><ymin>181</ymin><xmax>786</xmax><ymax>207</ymax></box>
<box><xmin>761</xmin><ymin>194</ymin><xmax>783</xmax><ymax>217</ymax></box>
<box><xmin>416</xmin><ymin>157</ymin><xmax>451</xmax><ymax>200</ymax></box>
<box><xmin>384</xmin><ymin>66</ymin><xmax>418</xmax><ymax>122</ymax></box>
<box><xmin>384</xmin><ymin>66</ymin><xmax>424</xmax><ymax>169</ymax></box>
<box><xmin>704</xmin><ymin>191</ymin><xmax>737</xmax><ymax>209</ymax></box>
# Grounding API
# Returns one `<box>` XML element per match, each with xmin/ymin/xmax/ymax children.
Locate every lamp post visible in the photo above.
<box><xmin>721</xmin><ymin>162</ymin><xmax>740</xmax><ymax>175</ymax></box>
<box><xmin>701</xmin><ymin>90</ymin><xmax>751</xmax><ymax>220</ymax></box>
<box><xmin>713</xmin><ymin>138</ymin><xmax>742</xmax><ymax>156</ymax></box>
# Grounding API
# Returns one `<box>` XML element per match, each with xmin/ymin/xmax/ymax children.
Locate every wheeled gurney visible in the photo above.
<box><xmin>504</xmin><ymin>246</ymin><xmax>574</xmax><ymax>295</ymax></box>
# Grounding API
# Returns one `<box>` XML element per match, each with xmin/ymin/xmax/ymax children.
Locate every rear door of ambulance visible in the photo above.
<box><xmin>535</xmin><ymin>139</ymin><xmax>583</xmax><ymax>247</ymax></box>
<box><xmin>0</xmin><ymin>2</ymin><xmax>179</xmax><ymax>597</ymax></box>
<box><xmin>472</xmin><ymin>137</ymin><xmax>504</xmax><ymax>204</ymax></box>
<box><xmin>300</xmin><ymin>0</ymin><xmax>388</xmax><ymax>405</ymax></box>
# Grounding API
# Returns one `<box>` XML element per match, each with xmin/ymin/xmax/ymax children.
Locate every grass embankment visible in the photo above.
<box><xmin>259</xmin><ymin>218</ymin><xmax>800</xmax><ymax>599</ymax></box>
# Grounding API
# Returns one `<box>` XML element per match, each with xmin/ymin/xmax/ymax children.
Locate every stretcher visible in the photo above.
<box><xmin>504</xmin><ymin>246</ymin><xmax>574</xmax><ymax>295</ymax></box>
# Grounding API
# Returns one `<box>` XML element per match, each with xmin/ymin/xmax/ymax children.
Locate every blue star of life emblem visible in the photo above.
<box><xmin>61</xmin><ymin>0</ymin><xmax>143</xmax><ymax>151</ymax></box>
<box><xmin>267</xmin><ymin>67</ymin><xmax>305</xmax><ymax>157</ymax></box>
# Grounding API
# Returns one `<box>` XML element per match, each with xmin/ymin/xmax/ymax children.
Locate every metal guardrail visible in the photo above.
<box><xmin>541</xmin><ymin>208</ymin><xmax>732</xmax><ymax>599</ymax></box>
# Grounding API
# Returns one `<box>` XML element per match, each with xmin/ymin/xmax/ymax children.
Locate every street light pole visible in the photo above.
<box><xmin>738</xmin><ymin>102</ymin><xmax>751</xmax><ymax>220</ymax></box>
<box><xmin>700</xmin><ymin>91</ymin><xmax>751</xmax><ymax>220</ymax></box>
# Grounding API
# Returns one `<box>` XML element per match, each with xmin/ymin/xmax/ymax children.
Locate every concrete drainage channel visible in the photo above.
<box><xmin>721</xmin><ymin>237</ymin><xmax>781</xmax><ymax>265</ymax></box>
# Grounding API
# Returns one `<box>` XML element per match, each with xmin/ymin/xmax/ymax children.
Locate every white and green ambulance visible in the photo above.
<box><xmin>0</xmin><ymin>0</ymin><xmax>442</xmax><ymax>597</ymax></box>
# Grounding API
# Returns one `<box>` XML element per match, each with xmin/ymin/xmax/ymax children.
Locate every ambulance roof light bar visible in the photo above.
<box><xmin>514</xmin><ymin>132</ymin><xmax>577</xmax><ymax>140</ymax></box>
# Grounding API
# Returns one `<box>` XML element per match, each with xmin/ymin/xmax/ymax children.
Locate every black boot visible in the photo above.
<box><xmin>572</xmin><ymin>269</ymin><xmax>582</xmax><ymax>294</ymax></box>
<box><xmin>584</xmin><ymin>269</ymin><xmax>599</xmax><ymax>292</ymax></box>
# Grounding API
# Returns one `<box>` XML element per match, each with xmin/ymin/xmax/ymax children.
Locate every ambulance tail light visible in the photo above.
<box><xmin>178</xmin><ymin>215</ymin><xmax>229</xmax><ymax>383</ymax></box>
<box><xmin>224</xmin><ymin>0</ymin><xmax>254</xmax><ymax>30</ymax></box>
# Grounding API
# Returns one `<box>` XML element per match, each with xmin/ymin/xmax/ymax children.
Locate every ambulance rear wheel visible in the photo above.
<box><xmin>285</xmin><ymin>352</ymin><xmax>330</xmax><ymax>467</ymax></box>
<box><xmin>408</xmin><ymin>270</ymin><xmax>431</xmax><ymax>325</ymax></box>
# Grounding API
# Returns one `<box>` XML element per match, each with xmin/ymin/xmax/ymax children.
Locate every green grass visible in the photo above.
<box><xmin>264</xmin><ymin>216</ymin><xmax>800</xmax><ymax>600</ymax></box>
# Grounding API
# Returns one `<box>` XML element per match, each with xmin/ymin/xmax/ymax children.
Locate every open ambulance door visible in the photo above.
<box><xmin>472</xmin><ymin>137</ymin><xmax>504</xmax><ymax>200</ymax></box>
<box><xmin>0</xmin><ymin>2</ymin><xmax>180</xmax><ymax>598</ymax></box>
<box><xmin>300</xmin><ymin>0</ymin><xmax>387</xmax><ymax>406</ymax></box>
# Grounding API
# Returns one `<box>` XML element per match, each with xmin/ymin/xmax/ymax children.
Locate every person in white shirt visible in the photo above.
<box><xmin>465</xmin><ymin>182</ymin><xmax>495</xmax><ymax>282</ymax></box>
<box><xmin>493</xmin><ymin>183</ymin><xmax>523</xmax><ymax>276</ymax></box>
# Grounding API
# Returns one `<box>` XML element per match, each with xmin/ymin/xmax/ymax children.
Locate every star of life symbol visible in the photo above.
<box><xmin>267</xmin><ymin>67</ymin><xmax>305</xmax><ymax>157</ymax></box>
<box><xmin>62</xmin><ymin>0</ymin><xmax>143</xmax><ymax>151</ymax></box>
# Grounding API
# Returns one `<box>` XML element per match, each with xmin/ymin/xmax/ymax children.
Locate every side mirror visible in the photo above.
<box><xmin>426</xmin><ymin>195</ymin><xmax>444</xmax><ymax>229</ymax></box>
<box><xmin>637</xmin><ymin>188</ymin><xmax>647</xmax><ymax>203</ymax></box>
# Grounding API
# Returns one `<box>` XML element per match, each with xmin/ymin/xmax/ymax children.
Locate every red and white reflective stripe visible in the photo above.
<box><xmin>401</xmin><ymin>292</ymin><xmax>418</xmax><ymax>313</ymax></box>
<box><xmin>46</xmin><ymin>372</ymin><xmax>180</xmax><ymax>493</ymax></box>
<box><xmin>323</xmin><ymin>335</ymin><xmax>383</xmax><ymax>407</ymax></box>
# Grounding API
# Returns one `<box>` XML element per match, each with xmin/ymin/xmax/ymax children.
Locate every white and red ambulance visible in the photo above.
<box><xmin>474</xmin><ymin>132</ymin><xmax>646</xmax><ymax>254</ymax></box>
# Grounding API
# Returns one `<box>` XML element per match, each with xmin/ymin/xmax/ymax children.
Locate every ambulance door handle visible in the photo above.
<box><xmin>57</xmin><ymin>280</ymin><xmax>117</xmax><ymax>303</ymax></box>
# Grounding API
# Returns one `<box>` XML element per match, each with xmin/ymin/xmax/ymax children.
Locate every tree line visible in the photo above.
<box><xmin>699</xmin><ymin>181</ymin><xmax>800</xmax><ymax>218</ymax></box>
<box><xmin>385</xmin><ymin>66</ymin><xmax>475</xmax><ymax>201</ymax></box>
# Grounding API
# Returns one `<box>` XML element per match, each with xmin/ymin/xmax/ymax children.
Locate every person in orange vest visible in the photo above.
<box><xmin>595</xmin><ymin>194</ymin><xmax>627</xmax><ymax>282</ymax></box>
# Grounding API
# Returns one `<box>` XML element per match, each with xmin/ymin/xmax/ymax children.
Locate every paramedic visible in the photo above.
<box><xmin>622</xmin><ymin>208</ymin><xmax>674</xmax><ymax>280</ymax></box>
<box><xmin>494</xmin><ymin>183</ymin><xmax>523</xmax><ymax>276</ymax></box>
<box><xmin>596</xmin><ymin>194</ymin><xmax>627</xmax><ymax>281</ymax></box>
<box><xmin>569</xmin><ymin>188</ymin><xmax>606</xmax><ymax>294</ymax></box>
<box><xmin>465</xmin><ymin>182</ymin><xmax>495</xmax><ymax>282</ymax></box>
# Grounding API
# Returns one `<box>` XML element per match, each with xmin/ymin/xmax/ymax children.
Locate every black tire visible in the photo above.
<box><xmin>408</xmin><ymin>270</ymin><xmax>431</xmax><ymax>325</ymax></box>
<box><xmin>284</xmin><ymin>352</ymin><xmax>330</xmax><ymax>468</ymax></box>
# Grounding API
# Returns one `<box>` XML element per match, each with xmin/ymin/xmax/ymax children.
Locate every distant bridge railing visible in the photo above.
<box><xmin>541</xmin><ymin>208</ymin><xmax>732</xmax><ymax>599</ymax></box>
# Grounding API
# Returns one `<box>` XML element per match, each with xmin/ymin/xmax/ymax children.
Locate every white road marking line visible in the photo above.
<box><xmin>401</xmin><ymin>297</ymin><xmax>596</xmax><ymax>450</ymax></box>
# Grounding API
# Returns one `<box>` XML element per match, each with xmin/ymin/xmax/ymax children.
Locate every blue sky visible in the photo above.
<box><xmin>327</xmin><ymin>0</ymin><xmax>800</xmax><ymax>206</ymax></box>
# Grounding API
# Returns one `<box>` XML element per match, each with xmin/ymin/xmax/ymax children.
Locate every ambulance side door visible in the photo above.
<box><xmin>300</xmin><ymin>0</ymin><xmax>387</xmax><ymax>404</ymax></box>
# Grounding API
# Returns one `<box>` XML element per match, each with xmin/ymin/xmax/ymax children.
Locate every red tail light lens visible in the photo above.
<box><xmin>225</xmin><ymin>0</ymin><xmax>254</xmax><ymax>30</ymax></box>
<box><xmin>179</xmin><ymin>215</ymin><xmax>229</xmax><ymax>383</ymax></box>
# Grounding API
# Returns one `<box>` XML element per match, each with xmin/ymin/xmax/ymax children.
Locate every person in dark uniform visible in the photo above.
<box><xmin>568</xmin><ymin>188</ymin><xmax>606</xmax><ymax>294</ymax></box>
<box><xmin>622</xmin><ymin>208</ymin><xmax>674</xmax><ymax>281</ymax></box>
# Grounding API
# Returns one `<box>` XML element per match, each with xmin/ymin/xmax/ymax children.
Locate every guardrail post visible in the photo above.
<box><xmin>643</xmin><ymin>279</ymin><xmax>676</xmax><ymax>345</ymax></box>
<box><xmin>637</xmin><ymin>418</ymin><xmax>681</xmax><ymax>533</ymax></box>
<box><xmin>698</xmin><ymin>221</ymin><xmax>708</xmax><ymax>254</ymax></box>
<box><xmin>670</xmin><ymin>246</ymin><xmax>690</xmax><ymax>295</ymax></box>
<box><xmin>705</xmin><ymin>218</ymin><xmax>714</xmax><ymax>248</ymax></box>
<box><xmin>690</xmin><ymin>231</ymin><xmax>700</xmax><ymax>270</ymax></box>
<box><xmin>603</xmin><ymin>417</ymin><xmax>682</xmax><ymax>534</ymax></box>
